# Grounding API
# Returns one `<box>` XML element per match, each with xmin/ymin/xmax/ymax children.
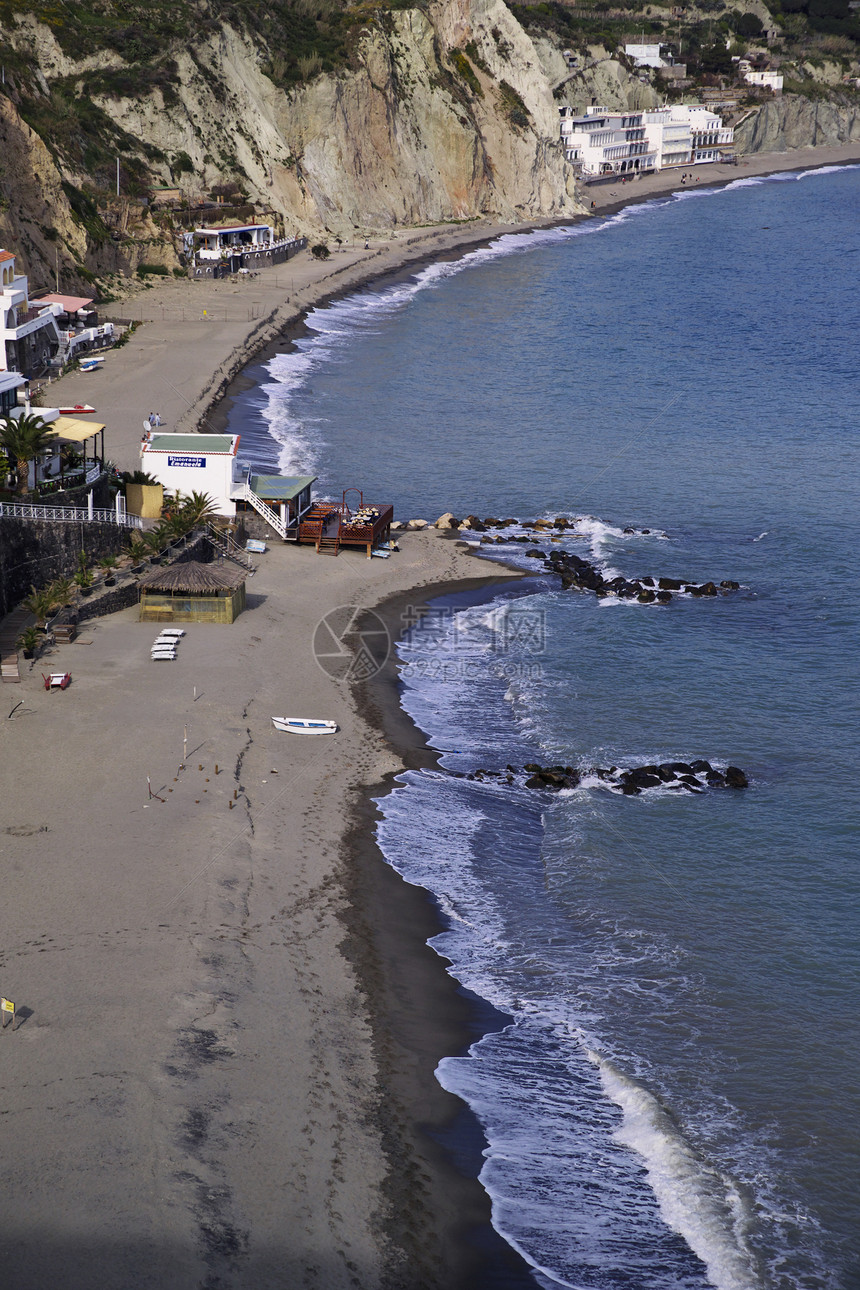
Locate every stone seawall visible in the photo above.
<box><xmin>0</xmin><ymin>517</ymin><xmax>128</xmax><ymax>618</ymax></box>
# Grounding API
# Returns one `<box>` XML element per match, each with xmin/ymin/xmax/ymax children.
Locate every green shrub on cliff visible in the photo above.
<box><xmin>451</xmin><ymin>49</ymin><xmax>484</xmax><ymax>97</ymax></box>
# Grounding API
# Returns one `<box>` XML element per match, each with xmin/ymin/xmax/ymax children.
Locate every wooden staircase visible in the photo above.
<box><xmin>317</xmin><ymin>524</ymin><xmax>341</xmax><ymax>556</ymax></box>
<box><xmin>299</xmin><ymin>504</ymin><xmax>344</xmax><ymax>555</ymax></box>
<box><xmin>0</xmin><ymin>608</ymin><xmax>30</xmax><ymax>684</ymax></box>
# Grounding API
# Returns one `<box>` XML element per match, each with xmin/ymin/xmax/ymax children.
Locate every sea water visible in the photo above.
<box><xmin>223</xmin><ymin>166</ymin><xmax>860</xmax><ymax>1288</ymax></box>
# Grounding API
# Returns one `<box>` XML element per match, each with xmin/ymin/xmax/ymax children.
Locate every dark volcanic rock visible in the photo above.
<box><xmin>656</xmin><ymin>590</ymin><xmax>673</xmax><ymax>603</ymax></box>
<box><xmin>690</xmin><ymin>759</ymin><xmax>712</xmax><ymax>774</ymax></box>
<box><xmin>658</xmin><ymin>577</ymin><xmax>684</xmax><ymax>590</ymax></box>
<box><xmin>638</xmin><ymin>589</ymin><xmax>656</xmax><ymax>603</ymax></box>
<box><xmin>720</xmin><ymin>580</ymin><xmax>740</xmax><ymax>589</ymax></box>
<box><xmin>662</xmin><ymin>761</ymin><xmax>693</xmax><ymax>776</ymax></box>
<box><xmin>725</xmin><ymin>766</ymin><xmax>749</xmax><ymax>788</ymax></box>
<box><xmin>623</xmin><ymin>769</ymin><xmax>662</xmax><ymax>789</ymax></box>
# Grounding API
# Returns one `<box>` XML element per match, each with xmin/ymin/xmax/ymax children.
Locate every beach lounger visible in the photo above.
<box><xmin>153</xmin><ymin>635</ymin><xmax>181</xmax><ymax>648</ymax></box>
<box><xmin>157</xmin><ymin>628</ymin><xmax>185</xmax><ymax>637</ymax></box>
<box><xmin>42</xmin><ymin>672</ymin><xmax>72</xmax><ymax>689</ymax></box>
<box><xmin>151</xmin><ymin>652</ymin><xmax>176</xmax><ymax>661</ymax></box>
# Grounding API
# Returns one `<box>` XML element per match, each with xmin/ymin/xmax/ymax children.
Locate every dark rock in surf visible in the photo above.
<box><xmin>725</xmin><ymin>766</ymin><xmax>749</xmax><ymax>788</ymax></box>
<box><xmin>658</xmin><ymin>577</ymin><xmax>684</xmax><ymax>590</ymax></box>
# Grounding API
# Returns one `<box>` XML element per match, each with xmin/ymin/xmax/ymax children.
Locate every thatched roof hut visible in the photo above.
<box><xmin>138</xmin><ymin>560</ymin><xmax>246</xmax><ymax>623</ymax></box>
<box><xmin>138</xmin><ymin>561</ymin><xmax>245</xmax><ymax>593</ymax></box>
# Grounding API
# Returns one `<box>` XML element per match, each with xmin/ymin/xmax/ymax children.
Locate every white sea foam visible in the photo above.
<box><xmin>588</xmin><ymin>1050</ymin><xmax>761</xmax><ymax>1290</ymax></box>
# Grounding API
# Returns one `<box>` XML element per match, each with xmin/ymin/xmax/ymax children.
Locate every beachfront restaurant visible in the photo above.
<box><xmin>140</xmin><ymin>432</ymin><xmax>317</xmax><ymax>533</ymax></box>
<box><xmin>138</xmin><ymin>561</ymin><xmax>246</xmax><ymax>624</ymax></box>
<box><xmin>141</xmin><ymin>432</ymin><xmax>243</xmax><ymax>517</ymax></box>
<box><xmin>192</xmin><ymin>223</ymin><xmax>274</xmax><ymax>271</ymax></box>
<box><xmin>1</xmin><ymin>399</ymin><xmax>109</xmax><ymax>498</ymax></box>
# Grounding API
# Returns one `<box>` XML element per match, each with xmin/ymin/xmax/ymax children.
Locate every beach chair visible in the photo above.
<box><xmin>158</xmin><ymin>628</ymin><xmax>185</xmax><ymax>638</ymax></box>
<box><xmin>151</xmin><ymin>651</ymin><xmax>176</xmax><ymax>661</ymax></box>
<box><xmin>42</xmin><ymin>672</ymin><xmax>71</xmax><ymax>690</ymax></box>
<box><xmin>153</xmin><ymin>635</ymin><xmax>180</xmax><ymax>648</ymax></box>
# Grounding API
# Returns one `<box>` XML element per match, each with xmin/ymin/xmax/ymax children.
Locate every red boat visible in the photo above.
<box><xmin>58</xmin><ymin>404</ymin><xmax>97</xmax><ymax>415</ymax></box>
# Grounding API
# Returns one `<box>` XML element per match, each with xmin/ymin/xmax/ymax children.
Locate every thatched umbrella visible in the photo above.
<box><xmin>138</xmin><ymin>561</ymin><xmax>245</xmax><ymax>593</ymax></box>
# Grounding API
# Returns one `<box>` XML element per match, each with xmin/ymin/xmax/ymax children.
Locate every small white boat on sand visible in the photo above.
<box><xmin>272</xmin><ymin>716</ymin><xmax>338</xmax><ymax>735</ymax></box>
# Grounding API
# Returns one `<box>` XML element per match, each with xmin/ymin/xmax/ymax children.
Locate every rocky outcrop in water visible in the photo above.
<box><xmin>455</xmin><ymin>760</ymin><xmax>750</xmax><ymax>793</ymax></box>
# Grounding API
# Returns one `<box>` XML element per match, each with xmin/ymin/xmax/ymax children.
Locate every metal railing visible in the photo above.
<box><xmin>0</xmin><ymin>501</ymin><xmax>143</xmax><ymax>528</ymax></box>
<box><xmin>207</xmin><ymin>523</ymin><xmax>257</xmax><ymax>571</ymax></box>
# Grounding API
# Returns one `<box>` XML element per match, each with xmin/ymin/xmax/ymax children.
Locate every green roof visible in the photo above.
<box><xmin>249</xmin><ymin>474</ymin><xmax>316</xmax><ymax>501</ymax></box>
<box><xmin>146</xmin><ymin>434</ymin><xmax>236</xmax><ymax>454</ymax></box>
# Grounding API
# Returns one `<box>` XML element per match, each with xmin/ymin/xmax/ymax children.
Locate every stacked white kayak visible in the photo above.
<box><xmin>151</xmin><ymin>628</ymin><xmax>185</xmax><ymax>660</ymax></box>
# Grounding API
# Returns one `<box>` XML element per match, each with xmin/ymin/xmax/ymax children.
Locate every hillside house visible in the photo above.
<box><xmin>0</xmin><ymin>250</ymin><xmax>61</xmax><ymax>376</ymax></box>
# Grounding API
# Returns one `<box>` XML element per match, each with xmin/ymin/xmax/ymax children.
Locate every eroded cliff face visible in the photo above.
<box><xmin>0</xmin><ymin>0</ymin><xmax>579</xmax><ymax>288</ymax></box>
<box><xmin>735</xmin><ymin>94</ymin><xmax>860</xmax><ymax>153</ymax></box>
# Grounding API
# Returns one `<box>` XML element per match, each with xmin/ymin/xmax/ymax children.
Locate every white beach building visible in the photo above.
<box><xmin>192</xmin><ymin>223</ymin><xmax>276</xmax><ymax>263</ymax></box>
<box><xmin>140</xmin><ymin>431</ymin><xmax>317</xmax><ymax>538</ymax></box>
<box><xmin>0</xmin><ymin>249</ymin><xmax>61</xmax><ymax>375</ymax></box>
<box><xmin>562</xmin><ymin>104</ymin><xmax>734</xmax><ymax>173</ymax></box>
<box><xmin>559</xmin><ymin>106</ymin><xmax>657</xmax><ymax>176</ymax></box>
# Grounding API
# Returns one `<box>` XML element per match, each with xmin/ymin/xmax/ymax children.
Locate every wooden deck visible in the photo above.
<box><xmin>298</xmin><ymin>501</ymin><xmax>393</xmax><ymax>558</ymax></box>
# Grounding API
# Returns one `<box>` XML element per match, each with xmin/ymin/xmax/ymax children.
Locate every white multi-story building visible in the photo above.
<box><xmin>559</xmin><ymin>106</ymin><xmax>657</xmax><ymax>177</ymax></box>
<box><xmin>0</xmin><ymin>249</ymin><xmax>60</xmax><ymax>375</ymax></box>
<box><xmin>562</xmin><ymin>104</ymin><xmax>733</xmax><ymax>173</ymax></box>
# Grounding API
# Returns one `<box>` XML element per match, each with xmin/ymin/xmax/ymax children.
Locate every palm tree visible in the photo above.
<box><xmin>0</xmin><ymin>413</ymin><xmax>56</xmax><ymax>497</ymax></box>
<box><xmin>176</xmin><ymin>490</ymin><xmax>219</xmax><ymax>530</ymax></box>
<box><xmin>23</xmin><ymin>584</ymin><xmax>59</xmax><ymax>628</ymax></box>
<box><xmin>48</xmin><ymin>576</ymin><xmax>75</xmax><ymax>608</ymax></box>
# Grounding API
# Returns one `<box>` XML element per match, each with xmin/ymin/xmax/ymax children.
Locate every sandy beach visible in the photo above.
<box><xmin>0</xmin><ymin>531</ymin><xmax>526</xmax><ymax>1289</ymax></box>
<box><xmin>3</xmin><ymin>139</ymin><xmax>859</xmax><ymax>1288</ymax></box>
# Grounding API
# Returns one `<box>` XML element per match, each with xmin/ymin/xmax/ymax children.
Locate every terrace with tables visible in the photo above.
<box><xmin>298</xmin><ymin>489</ymin><xmax>394</xmax><ymax>558</ymax></box>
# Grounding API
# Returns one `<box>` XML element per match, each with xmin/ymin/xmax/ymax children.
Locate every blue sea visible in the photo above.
<box><xmin>224</xmin><ymin>165</ymin><xmax>860</xmax><ymax>1289</ymax></box>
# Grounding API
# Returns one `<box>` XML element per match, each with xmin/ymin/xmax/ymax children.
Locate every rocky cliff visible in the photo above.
<box><xmin>0</xmin><ymin>0</ymin><xmax>579</xmax><ymax>291</ymax></box>
<box><xmin>735</xmin><ymin>93</ymin><xmax>860</xmax><ymax>154</ymax></box>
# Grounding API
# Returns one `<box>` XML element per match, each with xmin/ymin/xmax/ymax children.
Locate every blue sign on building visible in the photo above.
<box><xmin>167</xmin><ymin>455</ymin><xmax>206</xmax><ymax>468</ymax></box>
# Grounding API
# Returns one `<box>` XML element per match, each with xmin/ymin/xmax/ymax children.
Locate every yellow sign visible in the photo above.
<box><xmin>1</xmin><ymin>998</ymin><xmax>14</xmax><ymax>1013</ymax></box>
